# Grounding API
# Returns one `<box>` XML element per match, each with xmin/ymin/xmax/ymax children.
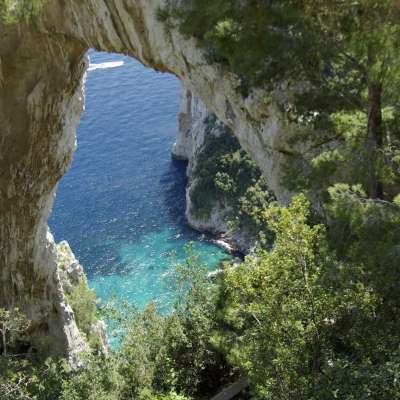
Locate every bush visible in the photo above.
<box><xmin>53</xmin><ymin>246</ymin><xmax>235</xmax><ymax>400</ymax></box>
<box><xmin>65</xmin><ymin>280</ymin><xmax>100</xmax><ymax>348</ymax></box>
<box><xmin>0</xmin><ymin>308</ymin><xmax>30</xmax><ymax>356</ymax></box>
<box><xmin>0</xmin><ymin>0</ymin><xmax>46</xmax><ymax>24</ymax></box>
<box><xmin>190</xmin><ymin>117</ymin><xmax>273</xmax><ymax>242</ymax></box>
<box><xmin>161</xmin><ymin>247</ymin><xmax>235</xmax><ymax>396</ymax></box>
<box><xmin>3</xmin><ymin>192</ymin><xmax>400</xmax><ymax>399</ymax></box>
<box><xmin>216</xmin><ymin>194</ymin><xmax>400</xmax><ymax>399</ymax></box>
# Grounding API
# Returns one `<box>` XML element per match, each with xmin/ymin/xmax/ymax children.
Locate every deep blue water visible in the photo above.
<box><xmin>49</xmin><ymin>51</ymin><xmax>229</xmax><ymax>313</ymax></box>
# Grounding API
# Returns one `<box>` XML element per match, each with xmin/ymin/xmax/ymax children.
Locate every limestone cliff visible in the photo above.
<box><xmin>0</xmin><ymin>0</ymin><xmax>295</xmax><ymax>355</ymax></box>
<box><xmin>172</xmin><ymin>81</ymin><xmax>209</xmax><ymax>174</ymax></box>
<box><xmin>56</xmin><ymin>241</ymin><xmax>108</xmax><ymax>353</ymax></box>
<box><xmin>173</xmin><ymin>82</ymin><xmax>258</xmax><ymax>253</ymax></box>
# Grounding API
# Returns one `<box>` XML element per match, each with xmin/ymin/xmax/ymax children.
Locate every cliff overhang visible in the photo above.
<box><xmin>0</xmin><ymin>0</ymin><xmax>292</xmax><ymax>356</ymax></box>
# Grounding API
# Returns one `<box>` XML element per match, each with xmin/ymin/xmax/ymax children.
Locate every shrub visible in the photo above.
<box><xmin>0</xmin><ymin>0</ymin><xmax>46</xmax><ymax>24</ymax></box>
<box><xmin>190</xmin><ymin>117</ymin><xmax>273</xmax><ymax>241</ymax></box>
<box><xmin>216</xmin><ymin>194</ymin><xmax>400</xmax><ymax>399</ymax></box>
<box><xmin>0</xmin><ymin>308</ymin><xmax>30</xmax><ymax>356</ymax></box>
<box><xmin>65</xmin><ymin>280</ymin><xmax>100</xmax><ymax>348</ymax></box>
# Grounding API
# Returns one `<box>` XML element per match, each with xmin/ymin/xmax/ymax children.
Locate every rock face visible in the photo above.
<box><xmin>56</xmin><ymin>241</ymin><xmax>109</xmax><ymax>354</ymax></box>
<box><xmin>0</xmin><ymin>22</ymin><xmax>88</xmax><ymax>359</ymax></box>
<box><xmin>172</xmin><ymin>81</ymin><xmax>209</xmax><ymax>173</ymax></box>
<box><xmin>0</xmin><ymin>0</ymin><xmax>294</xmax><ymax>355</ymax></box>
<box><xmin>173</xmin><ymin>82</ymin><xmax>256</xmax><ymax>253</ymax></box>
<box><xmin>56</xmin><ymin>241</ymin><xmax>87</xmax><ymax>294</ymax></box>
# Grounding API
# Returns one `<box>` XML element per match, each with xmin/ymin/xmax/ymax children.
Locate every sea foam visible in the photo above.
<box><xmin>88</xmin><ymin>61</ymin><xmax>125</xmax><ymax>71</ymax></box>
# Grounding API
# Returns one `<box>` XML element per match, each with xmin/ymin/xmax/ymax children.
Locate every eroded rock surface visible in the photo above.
<box><xmin>173</xmin><ymin>82</ymin><xmax>256</xmax><ymax>253</ymax></box>
<box><xmin>0</xmin><ymin>0</ymin><xmax>293</xmax><ymax>355</ymax></box>
<box><xmin>172</xmin><ymin>81</ymin><xmax>209</xmax><ymax>171</ymax></box>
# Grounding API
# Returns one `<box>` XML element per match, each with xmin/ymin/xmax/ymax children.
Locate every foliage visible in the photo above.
<box><xmin>0</xmin><ymin>313</ymin><xmax>66</xmax><ymax>400</ymax></box>
<box><xmin>2</xmin><ymin>357</ymin><xmax>69</xmax><ymax>400</ymax></box>
<box><xmin>116</xmin><ymin>303</ymin><xmax>168</xmax><ymax>398</ymax></box>
<box><xmin>190</xmin><ymin>116</ymin><xmax>274</xmax><ymax>242</ymax></box>
<box><xmin>161</xmin><ymin>245</ymin><xmax>234</xmax><ymax>396</ymax></box>
<box><xmin>283</xmin><ymin>105</ymin><xmax>400</xmax><ymax>204</ymax></box>
<box><xmin>0</xmin><ymin>308</ymin><xmax>30</xmax><ymax>356</ymax></box>
<box><xmin>65</xmin><ymin>280</ymin><xmax>100</xmax><ymax>349</ymax></box>
<box><xmin>327</xmin><ymin>184</ymin><xmax>400</xmax><ymax>297</ymax></box>
<box><xmin>216</xmin><ymin>194</ymin><xmax>400</xmax><ymax>399</ymax></box>
<box><xmin>166</xmin><ymin>0</ymin><xmax>400</xmax><ymax>201</ymax></box>
<box><xmin>2</xmin><ymin>188</ymin><xmax>400</xmax><ymax>399</ymax></box>
<box><xmin>138</xmin><ymin>389</ymin><xmax>190</xmax><ymax>400</ymax></box>
<box><xmin>0</xmin><ymin>0</ymin><xmax>46</xmax><ymax>24</ymax></box>
<box><xmin>0</xmin><ymin>245</ymin><xmax>232</xmax><ymax>400</ymax></box>
<box><xmin>59</xmin><ymin>354</ymin><xmax>121</xmax><ymax>400</ymax></box>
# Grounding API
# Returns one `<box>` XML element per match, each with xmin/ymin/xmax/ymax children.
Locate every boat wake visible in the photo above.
<box><xmin>88</xmin><ymin>61</ymin><xmax>125</xmax><ymax>71</ymax></box>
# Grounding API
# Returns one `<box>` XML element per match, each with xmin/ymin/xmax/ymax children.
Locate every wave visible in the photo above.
<box><xmin>88</xmin><ymin>61</ymin><xmax>125</xmax><ymax>71</ymax></box>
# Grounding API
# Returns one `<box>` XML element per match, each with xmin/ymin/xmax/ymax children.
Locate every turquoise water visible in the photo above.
<box><xmin>49</xmin><ymin>51</ymin><xmax>229</xmax><ymax>312</ymax></box>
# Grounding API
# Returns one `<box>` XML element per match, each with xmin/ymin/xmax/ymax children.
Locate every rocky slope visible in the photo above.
<box><xmin>56</xmin><ymin>241</ymin><xmax>108</xmax><ymax>353</ymax></box>
<box><xmin>0</xmin><ymin>0</ymin><xmax>295</xmax><ymax>356</ymax></box>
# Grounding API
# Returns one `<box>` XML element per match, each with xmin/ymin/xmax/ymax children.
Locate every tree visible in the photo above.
<box><xmin>295</xmin><ymin>0</ymin><xmax>400</xmax><ymax>200</ymax></box>
<box><xmin>217</xmin><ymin>195</ymin><xmax>334</xmax><ymax>398</ymax></box>
<box><xmin>0</xmin><ymin>308</ymin><xmax>30</xmax><ymax>356</ymax></box>
<box><xmin>65</xmin><ymin>280</ymin><xmax>100</xmax><ymax>349</ymax></box>
<box><xmin>0</xmin><ymin>0</ymin><xmax>46</xmax><ymax>24</ymax></box>
<box><xmin>217</xmin><ymin>194</ymin><xmax>400</xmax><ymax>399</ymax></box>
<box><xmin>161</xmin><ymin>244</ymin><xmax>234</xmax><ymax>397</ymax></box>
<box><xmin>168</xmin><ymin>0</ymin><xmax>400</xmax><ymax>201</ymax></box>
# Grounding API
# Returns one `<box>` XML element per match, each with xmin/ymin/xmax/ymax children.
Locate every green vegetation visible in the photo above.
<box><xmin>0</xmin><ymin>0</ymin><xmax>46</xmax><ymax>24</ymax></box>
<box><xmin>2</xmin><ymin>1</ymin><xmax>400</xmax><ymax>399</ymax></box>
<box><xmin>190</xmin><ymin>115</ymin><xmax>274</xmax><ymax>242</ymax></box>
<box><xmin>2</xmin><ymin>190</ymin><xmax>400</xmax><ymax>399</ymax></box>
<box><xmin>164</xmin><ymin>0</ymin><xmax>400</xmax><ymax>202</ymax></box>
<box><xmin>0</xmin><ymin>307</ymin><xmax>29</xmax><ymax>356</ymax></box>
<box><xmin>65</xmin><ymin>280</ymin><xmax>102</xmax><ymax>350</ymax></box>
<box><xmin>218</xmin><ymin>194</ymin><xmax>400</xmax><ymax>399</ymax></box>
<box><xmin>157</xmin><ymin>7</ymin><xmax>400</xmax><ymax>396</ymax></box>
<box><xmin>0</xmin><ymin>248</ymin><xmax>232</xmax><ymax>399</ymax></box>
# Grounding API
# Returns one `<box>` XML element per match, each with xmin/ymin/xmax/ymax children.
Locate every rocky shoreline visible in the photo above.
<box><xmin>173</xmin><ymin>81</ymin><xmax>260</xmax><ymax>255</ymax></box>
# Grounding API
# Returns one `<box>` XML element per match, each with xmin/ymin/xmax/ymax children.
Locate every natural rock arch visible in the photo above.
<box><xmin>0</xmin><ymin>0</ymin><xmax>290</xmax><ymax>357</ymax></box>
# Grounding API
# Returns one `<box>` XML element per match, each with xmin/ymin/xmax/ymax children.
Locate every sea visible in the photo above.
<box><xmin>49</xmin><ymin>51</ymin><xmax>229</xmax><ymax>315</ymax></box>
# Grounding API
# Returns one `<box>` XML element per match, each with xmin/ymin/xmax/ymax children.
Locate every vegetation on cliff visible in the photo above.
<box><xmin>2</xmin><ymin>191</ymin><xmax>400</xmax><ymax>399</ymax></box>
<box><xmin>65</xmin><ymin>281</ymin><xmax>102</xmax><ymax>350</ymax></box>
<box><xmin>0</xmin><ymin>249</ymin><xmax>233</xmax><ymax>400</ymax></box>
<box><xmin>165</xmin><ymin>0</ymin><xmax>400</xmax><ymax>202</ymax></box>
<box><xmin>169</xmin><ymin>1</ymin><xmax>400</xmax><ymax>396</ymax></box>
<box><xmin>0</xmin><ymin>0</ymin><xmax>45</xmax><ymax>24</ymax></box>
<box><xmin>189</xmin><ymin>115</ymin><xmax>274</xmax><ymax>244</ymax></box>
